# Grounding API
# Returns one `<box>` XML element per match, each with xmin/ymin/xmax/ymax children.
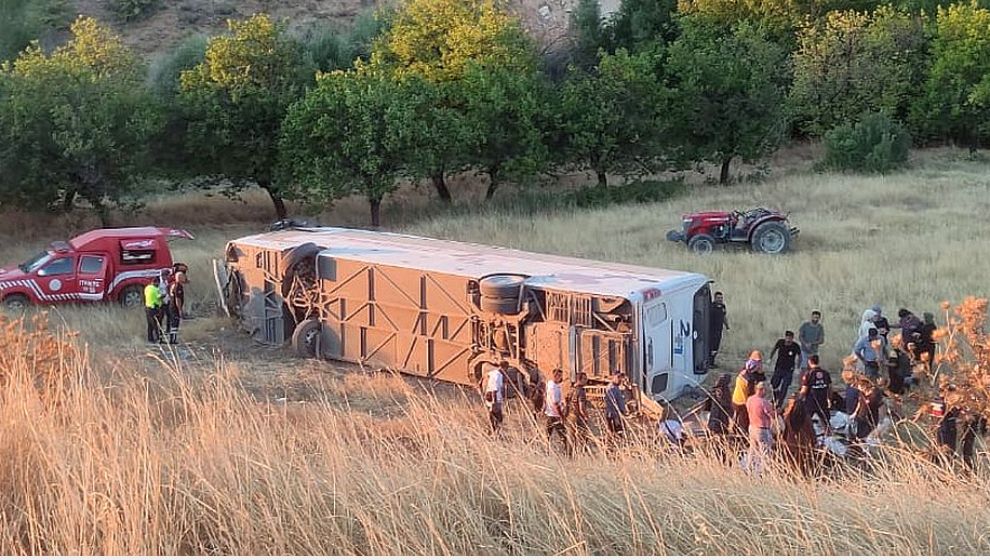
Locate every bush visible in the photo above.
<box><xmin>821</xmin><ymin>112</ymin><xmax>911</xmax><ymax>173</ymax></box>
<box><xmin>570</xmin><ymin>179</ymin><xmax>686</xmax><ymax>208</ymax></box>
<box><xmin>107</xmin><ymin>0</ymin><xmax>158</xmax><ymax>22</ymax></box>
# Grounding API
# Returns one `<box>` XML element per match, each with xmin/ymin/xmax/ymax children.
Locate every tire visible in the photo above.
<box><xmin>119</xmin><ymin>285</ymin><xmax>144</xmax><ymax>308</ymax></box>
<box><xmin>688</xmin><ymin>234</ymin><xmax>716</xmax><ymax>255</ymax></box>
<box><xmin>751</xmin><ymin>221</ymin><xmax>791</xmax><ymax>254</ymax></box>
<box><xmin>480</xmin><ymin>296</ymin><xmax>520</xmax><ymax>314</ymax></box>
<box><xmin>3</xmin><ymin>293</ymin><xmax>30</xmax><ymax>312</ymax></box>
<box><xmin>291</xmin><ymin>318</ymin><xmax>322</xmax><ymax>358</ymax></box>
<box><xmin>479</xmin><ymin>274</ymin><xmax>527</xmax><ymax>299</ymax></box>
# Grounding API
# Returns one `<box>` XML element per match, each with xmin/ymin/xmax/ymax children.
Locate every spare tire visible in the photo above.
<box><xmin>479</xmin><ymin>274</ymin><xmax>527</xmax><ymax>299</ymax></box>
<box><xmin>480</xmin><ymin>296</ymin><xmax>520</xmax><ymax>315</ymax></box>
<box><xmin>280</xmin><ymin>242</ymin><xmax>322</xmax><ymax>296</ymax></box>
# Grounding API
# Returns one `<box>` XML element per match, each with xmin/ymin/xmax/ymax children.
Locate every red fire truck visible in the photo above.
<box><xmin>0</xmin><ymin>227</ymin><xmax>194</xmax><ymax>311</ymax></box>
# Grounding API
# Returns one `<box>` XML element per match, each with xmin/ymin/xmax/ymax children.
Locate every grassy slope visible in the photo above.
<box><xmin>0</xmin><ymin>148</ymin><xmax>988</xmax><ymax>553</ymax></box>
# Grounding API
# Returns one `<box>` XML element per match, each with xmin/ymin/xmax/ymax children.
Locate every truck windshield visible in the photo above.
<box><xmin>19</xmin><ymin>251</ymin><xmax>51</xmax><ymax>273</ymax></box>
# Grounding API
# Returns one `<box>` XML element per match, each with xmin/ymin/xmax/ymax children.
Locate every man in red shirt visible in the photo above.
<box><xmin>746</xmin><ymin>381</ymin><xmax>776</xmax><ymax>474</ymax></box>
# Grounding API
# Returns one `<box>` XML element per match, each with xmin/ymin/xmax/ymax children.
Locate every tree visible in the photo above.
<box><xmin>554</xmin><ymin>49</ymin><xmax>666</xmax><ymax>187</ymax></box>
<box><xmin>461</xmin><ymin>63</ymin><xmax>548</xmax><ymax>199</ymax></box>
<box><xmin>571</xmin><ymin>0</ymin><xmax>612</xmax><ymax>70</ymax></box>
<box><xmin>279</xmin><ymin>69</ymin><xmax>420</xmax><ymax>226</ymax></box>
<box><xmin>178</xmin><ymin>14</ymin><xmax>310</xmax><ymax>219</ymax></box>
<box><xmin>370</xmin><ymin>0</ymin><xmax>532</xmax><ymax>82</ymax></box>
<box><xmin>676</xmin><ymin>0</ymin><xmax>881</xmax><ymax>43</ymax></box>
<box><xmin>789</xmin><ymin>8</ymin><xmax>925</xmax><ymax>136</ymax></box>
<box><xmin>912</xmin><ymin>1</ymin><xmax>990</xmax><ymax>148</ymax></box>
<box><xmin>665</xmin><ymin>19</ymin><xmax>790</xmax><ymax>184</ymax></box>
<box><xmin>609</xmin><ymin>0</ymin><xmax>680</xmax><ymax>52</ymax></box>
<box><xmin>0</xmin><ymin>0</ymin><xmax>66</xmax><ymax>63</ymax></box>
<box><xmin>0</xmin><ymin>16</ymin><xmax>161</xmax><ymax>224</ymax></box>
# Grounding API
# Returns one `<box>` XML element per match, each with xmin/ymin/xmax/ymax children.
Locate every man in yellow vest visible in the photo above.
<box><xmin>144</xmin><ymin>280</ymin><xmax>162</xmax><ymax>343</ymax></box>
<box><xmin>732</xmin><ymin>350</ymin><xmax>763</xmax><ymax>434</ymax></box>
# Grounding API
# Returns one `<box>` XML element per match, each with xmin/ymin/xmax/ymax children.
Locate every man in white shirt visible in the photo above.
<box><xmin>481</xmin><ymin>360</ymin><xmax>508</xmax><ymax>433</ymax></box>
<box><xmin>544</xmin><ymin>368</ymin><xmax>567</xmax><ymax>451</ymax></box>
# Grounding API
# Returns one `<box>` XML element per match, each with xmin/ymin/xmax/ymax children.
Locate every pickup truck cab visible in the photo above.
<box><xmin>0</xmin><ymin>227</ymin><xmax>194</xmax><ymax>311</ymax></box>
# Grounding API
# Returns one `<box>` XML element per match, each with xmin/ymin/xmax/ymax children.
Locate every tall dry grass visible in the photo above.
<box><xmin>0</xmin><ymin>314</ymin><xmax>988</xmax><ymax>555</ymax></box>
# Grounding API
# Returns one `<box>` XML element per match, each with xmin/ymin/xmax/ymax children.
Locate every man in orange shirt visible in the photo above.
<box><xmin>746</xmin><ymin>381</ymin><xmax>777</xmax><ymax>474</ymax></box>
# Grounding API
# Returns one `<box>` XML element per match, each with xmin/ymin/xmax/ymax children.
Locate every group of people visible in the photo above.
<box><xmin>143</xmin><ymin>263</ymin><xmax>188</xmax><ymax>345</ymax></box>
<box><xmin>480</xmin><ymin>361</ymin><xmax>633</xmax><ymax>454</ymax></box>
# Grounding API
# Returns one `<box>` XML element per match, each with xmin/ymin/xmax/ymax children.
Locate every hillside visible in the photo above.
<box><xmin>65</xmin><ymin>0</ymin><xmax>620</xmax><ymax>58</ymax></box>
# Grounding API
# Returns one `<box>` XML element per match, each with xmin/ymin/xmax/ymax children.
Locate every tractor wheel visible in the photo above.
<box><xmin>119</xmin><ymin>285</ymin><xmax>144</xmax><ymax>308</ymax></box>
<box><xmin>291</xmin><ymin>318</ymin><xmax>322</xmax><ymax>358</ymax></box>
<box><xmin>687</xmin><ymin>234</ymin><xmax>716</xmax><ymax>255</ymax></box>
<box><xmin>3</xmin><ymin>293</ymin><xmax>30</xmax><ymax>312</ymax></box>
<box><xmin>479</xmin><ymin>274</ymin><xmax>527</xmax><ymax>299</ymax></box>
<box><xmin>751</xmin><ymin>221</ymin><xmax>791</xmax><ymax>254</ymax></box>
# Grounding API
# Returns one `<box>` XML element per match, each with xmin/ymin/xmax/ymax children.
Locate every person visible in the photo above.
<box><xmin>799</xmin><ymin>355</ymin><xmax>832</xmax><ymax>434</ymax></box>
<box><xmin>857</xmin><ymin>308</ymin><xmax>878</xmax><ymax>342</ymax></box>
<box><xmin>481</xmin><ymin>361</ymin><xmax>508</xmax><ymax>434</ymax></box>
<box><xmin>781</xmin><ymin>395</ymin><xmax>816</xmax><ymax>473</ymax></box>
<box><xmin>745</xmin><ymin>382</ymin><xmax>776</xmax><ymax>475</ymax></box>
<box><xmin>917</xmin><ymin>312</ymin><xmax>937</xmax><ymax>369</ymax></box>
<box><xmin>565</xmin><ymin>372</ymin><xmax>591</xmax><ymax>452</ymax></box>
<box><xmin>961</xmin><ymin>414</ymin><xmax>987</xmax><ymax>469</ymax></box>
<box><xmin>657</xmin><ymin>403</ymin><xmax>686</xmax><ymax>448</ymax></box>
<box><xmin>853</xmin><ymin>328</ymin><xmax>885</xmax><ymax>379</ymax></box>
<box><xmin>604</xmin><ymin>373</ymin><xmax>627</xmax><ymax>437</ymax></box>
<box><xmin>843</xmin><ymin>371</ymin><xmax>866</xmax><ymax>440</ymax></box>
<box><xmin>936</xmin><ymin>406</ymin><xmax>960</xmax><ymax>458</ymax></box>
<box><xmin>704</xmin><ymin>373</ymin><xmax>733</xmax><ymax>435</ymax></box>
<box><xmin>543</xmin><ymin>369</ymin><xmax>568</xmax><ymax>452</ymax></box>
<box><xmin>732</xmin><ymin>352</ymin><xmax>762</xmax><ymax>434</ymax></box>
<box><xmin>166</xmin><ymin>270</ymin><xmax>187</xmax><ymax>345</ymax></box>
<box><xmin>798</xmin><ymin>310</ymin><xmax>825</xmax><ymax>371</ymax></box>
<box><xmin>709</xmin><ymin>292</ymin><xmax>729</xmax><ymax>367</ymax></box>
<box><xmin>887</xmin><ymin>340</ymin><xmax>912</xmax><ymax>395</ymax></box>
<box><xmin>769</xmin><ymin>330</ymin><xmax>802</xmax><ymax>407</ymax></box>
<box><xmin>862</xmin><ymin>379</ymin><xmax>885</xmax><ymax>440</ymax></box>
<box><xmin>871</xmin><ymin>305</ymin><xmax>891</xmax><ymax>343</ymax></box>
<box><xmin>143</xmin><ymin>280</ymin><xmax>162</xmax><ymax>343</ymax></box>
<box><xmin>898</xmin><ymin>309</ymin><xmax>923</xmax><ymax>358</ymax></box>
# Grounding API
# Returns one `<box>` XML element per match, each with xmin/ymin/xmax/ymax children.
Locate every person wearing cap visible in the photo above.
<box><xmin>745</xmin><ymin>381</ymin><xmax>776</xmax><ymax>474</ymax></box>
<box><xmin>732</xmin><ymin>351</ymin><xmax>762</xmax><ymax>434</ymax></box>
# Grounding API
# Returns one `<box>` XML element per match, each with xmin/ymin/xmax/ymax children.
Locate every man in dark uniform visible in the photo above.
<box><xmin>769</xmin><ymin>330</ymin><xmax>802</xmax><ymax>407</ymax></box>
<box><xmin>709</xmin><ymin>291</ymin><xmax>729</xmax><ymax>367</ymax></box>
<box><xmin>798</xmin><ymin>354</ymin><xmax>832</xmax><ymax>434</ymax></box>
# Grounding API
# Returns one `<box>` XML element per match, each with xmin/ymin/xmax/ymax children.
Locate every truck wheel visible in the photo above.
<box><xmin>751</xmin><ymin>222</ymin><xmax>791</xmax><ymax>254</ymax></box>
<box><xmin>292</xmin><ymin>318</ymin><xmax>322</xmax><ymax>358</ymax></box>
<box><xmin>119</xmin><ymin>285</ymin><xmax>144</xmax><ymax>308</ymax></box>
<box><xmin>688</xmin><ymin>234</ymin><xmax>716</xmax><ymax>255</ymax></box>
<box><xmin>3</xmin><ymin>294</ymin><xmax>30</xmax><ymax>312</ymax></box>
<box><xmin>479</xmin><ymin>274</ymin><xmax>527</xmax><ymax>299</ymax></box>
<box><xmin>480</xmin><ymin>296</ymin><xmax>520</xmax><ymax>314</ymax></box>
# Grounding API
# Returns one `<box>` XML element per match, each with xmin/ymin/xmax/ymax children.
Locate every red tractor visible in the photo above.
<box><xmin>666</xmin><ymin>208</ymin><xmax>798</xmax><ymax>255</ymax></box>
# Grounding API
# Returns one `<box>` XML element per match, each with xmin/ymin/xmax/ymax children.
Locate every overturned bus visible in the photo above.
<box><xmin>215</xmin><ymin>226</ymin><xmax>712</xmax><ymax>409</ymax></box>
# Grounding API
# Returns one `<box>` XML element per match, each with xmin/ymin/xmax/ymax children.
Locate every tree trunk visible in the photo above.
<box><xmin>485</xmin><ymin>165</ymin><xmax>501</xmax><ymax>200</ymax></box>
<box><xmin>719</xmin><ymin>156</ymin><xmax>733</xmax><ymax>185</ymax></box>
<box><xmin>259</xmin><ymin>181</ymin><xmax>287</xmax><ymax>219</ymax></box>
<box><xmin>432</xmin><ymin>171</ymin><xmax>452</xmax><ymax>203</ymax></box>
<box><xmin>93</xmin><ymin>199</ymin><xmax>111</xmax><ymax>227</ymax></box>
<box><xmin>369</xmin><ymin>196</ymin><xmax>382</xmax><ymax>227</ymax></box>
<box><xmin>595</xmin><ymin>169</ymin><xmax>608</xmax><ymax>188</ymax></box>
<box><xmin>62</xmin><ymin>189</ymin><xmax>77</xmax><ymax>213</ymax></box>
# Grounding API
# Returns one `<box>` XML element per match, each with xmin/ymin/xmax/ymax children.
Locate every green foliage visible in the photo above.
<box><xmin>299</xmin><ymin>9</ymin><xmax>390</xmax><ymax>73</ymax></box>
<box><xmin>0</xmin><ymin>0</ymin><xmax>68</xmax><ymax>63</ymax></box>
<box><xmin>149</xmin><ymin>34</ymin><xmax>207</xmax><ymax>100</ymax></box>
<box><xmin>279</xmin><ymin>68</ymin><xmax>421</xmax><ymax>226</ymax></box>
<box><xmin>460</xmin><ymin>63</ymin><xmax>549</xmax><ymax>198</ymax></box>
<box><xmin>821</xmin><ymin>111</ymin><xmax>911</xmax><ymax>172</ymax></box>
<box><xmin>665</xmin><ymin>18</ymin><xmax>790</xmax><ymax>184</ymax></box>
<box><xmin>553</xmin><ymin>49</ymin><xmax>666</xmax><ymax>187</ymax></box>
<box><xmin>609</xmin><ymin>0</ymin><xmax>680</xmax><ymax>52</ymax></box>
<box><xmin>912</xmin><ymin>1</ymin><xmax>990</xmax><ymax>147</ymax></box>
<box><xmin>0</xmin><ymin>16</ymin><xmax>160</xmax><ymax>222</ymax></box>
<box><xmin>178</xmin><ymin>14</ymin><xmax>311</xmax><ymax>217</ymax></box>
<box><xmin>107</xmin><ymin>0</ymin><xmax>158</xmax><ymax>22</ymax></box>
<box><xmin>571</xmin><ymin>0</ymin><xmax>611</xmax><ymax>70</ymax></box>
<box><xmin>570</xmin><ymin>179</ymin><xmax>686</xmax><ymax>208</ymax></box>
<box><xmin>369</xmin><ymin>0</ymin><xmax>533</xmax><ymax>82</ymax></box>
<box><xmin>790</xmin><ymin>7</ymin><xmax>926</xmax><ymax>136</ymax></box>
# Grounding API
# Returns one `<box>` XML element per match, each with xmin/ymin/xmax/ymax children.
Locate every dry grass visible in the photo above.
<box><xmin>0</xmin><ymin>315</ymin><xmax>989</xmax><ymax>555</ymax></box>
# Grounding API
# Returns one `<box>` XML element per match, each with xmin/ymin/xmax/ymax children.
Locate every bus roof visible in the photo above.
<box><xmin>232</xmin><ymin>227</ymin><xmax>708</xmax><ymax>299</ymax></box>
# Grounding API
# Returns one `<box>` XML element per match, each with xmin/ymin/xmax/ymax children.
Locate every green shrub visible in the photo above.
<box><xmin>821</xmin><ymin>112</ymin><xmax>911</xmax><ymax>173</ymax></box>
<box><xmin>107</xmin><ymin>0</ymin><xmax>158</xmax><ymax>22</ymax></box>
<box><xmin>570</xmin><ymin>179</ymin><xmax>686</xmax><ymax>208</ymax></box>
